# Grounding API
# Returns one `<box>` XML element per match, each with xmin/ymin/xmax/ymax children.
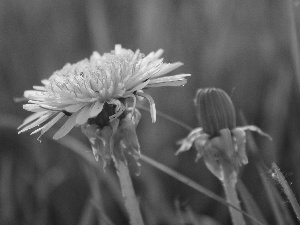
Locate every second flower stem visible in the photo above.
<box><xmin>221</xmin><ymin>160</ymin><xmax>246</xmax><ymax>225</ymax></box>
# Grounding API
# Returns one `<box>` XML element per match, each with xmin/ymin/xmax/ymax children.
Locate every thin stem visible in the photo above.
<box><xmin>113</xmin><ymin>158</ymin><xmax>145</xmax><ymax>225</ymax></box>
<box><xmin>138</xmin><ymin>105</ymin><xmax>193</xmax><ymax>131</ymax></box>
<box><xmin>221</xmin><ymin>160</ymin><xmax>246</xmax><ymax>225</ymax></box>
<box><xmin>141</xmin><ymin>154</ymin><xmax>265</xmax><ymax>225</ymax></box>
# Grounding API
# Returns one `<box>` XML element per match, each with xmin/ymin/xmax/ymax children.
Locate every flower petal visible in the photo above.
<box><xmin>23</xmin><ymin>104</ymin><xmax>46</xmax><ymax>112</ymax></box>
<box><xmin>151</xmin><ymin>62</ymin><xmax>183</xmax><ymax>78</ymax></box>
<box><xmin>176</xmin><ymin>128</ymin><xmax>205</xmax><ymax>155</ymax></box>
<box><xmin>33</xmin><ymin>86</ymin><xmax>47</xmax><ymax>91</ymax></box>
<box><xmin>127</xmin><ymin>79</ymin><xmax>150</xmax><ymax>93</ymax></box>
<box><xmin>136</xmin><ymin>92</ymin><xmax>156</xmax><ymax>122</ymax></box>
<box><xmin>236</xmin><ymin>125</ymin><xmax>272</xmax><ymax>140</ymax></box>
<box><xmin>76</xmin><ymin>104</ymin><xmax>92</xmax><ymax>125</ymax></box>
<box><xmin>18</xmin><ymin>112</ymin><xmax>53</xmax><ymax>133</ymax></box>
<box><xmin>29</xmin><ymin>112</ymin><xmax>65</xmax><ymax>141</ymax></box>
<box><xmin>53</xmin><ymin>111</ymin><xmax>80</xmax><ymax>140</ymax></box>
<box><xmin>38</xmin><ymin>112</ymin><xmax>65</xmax><ymax>136</ymax></box>
<box><xmin>64</xmin><ymin>103</ymin><xmax>86</xmax><ymax>112</ymax></box>
<box><xmin>105</xmin><ymin>100</ymin><xmax>127</xmax><ymax>121</ymax></box>
<box><xmin>147</xmin><ymin>74</ymin><xmax>190</xmax><ymax>88</ymax></box>
<box><xmin>18</xmin><ymin>111</ymin><xmax>47</xmax><ymax>129</ymax></box>
<box><xmin>90</xmin><ymin>101</ymin><xmax>104</xmax><ymax>117</ymax></box>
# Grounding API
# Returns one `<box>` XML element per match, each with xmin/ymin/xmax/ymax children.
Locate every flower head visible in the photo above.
<box><xmin>176</xmin><ymin>88</ymin><xmax>271</xmax><ymax>179</ymax></box>
<box><xmin>18</xmin><ymin>45</ymin><xmax>190</xmax><ymax>140</ymax></box>
<box><xmin>195</xmin><ymin>88</ymin><xmax>236</xmax><ymax>137</ymax></box>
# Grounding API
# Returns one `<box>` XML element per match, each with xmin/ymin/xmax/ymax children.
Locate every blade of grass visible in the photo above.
<box><xmin>257</xmin><ymin>164</ymin><xmax>296</xmax><ymax>225</ymax></box>
<box><xmin>241</xmin><ymin>113</ymin><xmax>296</xmax><ymax>225</ymax></box>
<box><xmin>237</xmin><ymin>181</ymin><xmax>268</xmax><ymax>225</ymax></box>
<box><xmin>140</xmin><ymin>154</ymin><xmax>266</xmax><ymax>225</ymax></box>
<box><xmin>285</xmin><ymin>0</ymin><xmax>300</xmax><ymax>89</ymax></box>
<box><xmin>272</xmin><ymin>163</ymin><xmax>300</xmax><ymax>222</ymax></box>
<box><xmin>138</xmin><ymin>105</ymin><xmax>193</xmax><ymax>131</ymax></box>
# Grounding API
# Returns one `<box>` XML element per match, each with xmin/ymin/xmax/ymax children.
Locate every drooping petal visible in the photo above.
<box><xmin>194</xmin><ymin>133</ymin><xmax>210</xmax><ymax>161</ymax></box>
<box><xmin>109</xmin><ymin>102</ymin><xmax>126</xmax><ymax>121</ymax></box>
<box><xmin>136</xmin><ymin>92</ymin><xmax>156</xmax><ymax>122</ymax></box>
<box><xmin>53</xmin><ymin>110</ymin><xmax>81</xmax><ymax>140</ymax></box>
<box><xmin>176</xmin><ymin>127</ymin><xmax>205</xmax><ymax>154</ymax></box>
<box><xmin>236</xmin><ymin>125</ymin><xmax>272</xmax><ymax>140</ymax></box>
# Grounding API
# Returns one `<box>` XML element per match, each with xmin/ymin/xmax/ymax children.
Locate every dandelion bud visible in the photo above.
<box><xmin>195</xmin><ymin>88</ymin><xmax>236</xmax><ymax>137</ymax></box>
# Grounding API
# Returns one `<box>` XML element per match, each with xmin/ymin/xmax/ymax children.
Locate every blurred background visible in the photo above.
<box><xmin>1</xmin><ymin>0</ymin><xmax>300</xmax><ymax>224</ymax></box>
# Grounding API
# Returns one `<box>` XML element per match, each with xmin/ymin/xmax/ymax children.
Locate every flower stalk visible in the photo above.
<box><xmin>220</xmin><ymin>152</ymin><xmax>246</xmax><ymax>225</ymax></box>
<box><xmin>114</xmin><ymin>157</ymin><xmax>145</xmax><ymax>225</ymax></box>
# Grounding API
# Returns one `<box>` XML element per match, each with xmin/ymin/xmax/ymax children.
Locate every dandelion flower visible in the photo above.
<box><xmin>176</xmin><ymin>88</ymin><xmax>271</xmax><ymax>179</ymax></box>
<box><xmin>18</xmin><ymin>45</ymin><xmax>190</xmax><ymax>141</ymax></box>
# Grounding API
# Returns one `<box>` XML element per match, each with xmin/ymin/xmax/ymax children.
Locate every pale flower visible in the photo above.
<box><xmin>18</xmin><ymin>45</ymin><xmax>190</xmax><ymax>140</ymax></box>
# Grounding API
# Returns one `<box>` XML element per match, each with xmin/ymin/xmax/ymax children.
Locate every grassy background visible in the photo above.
<box><xmin>1</xmin><ymin>0</ymin><xmax>300</xmax><ymax>224</ymax></box>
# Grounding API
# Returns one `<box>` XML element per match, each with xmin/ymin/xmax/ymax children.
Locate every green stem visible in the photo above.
<box><xmin>221</xmin><ymin>161</ymin><xmax>246</xmax><ymax>225</ymax></box>
<box><xmin>114</xmin><ymin>158</ymin><xmax>145</xmax><ymax>225</ymax></box>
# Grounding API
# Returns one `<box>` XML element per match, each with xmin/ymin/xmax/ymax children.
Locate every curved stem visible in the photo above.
<box><xmin>114</xmin><ymin>158</ymin><xmax>145</xmax><ymax>225</ymax></box>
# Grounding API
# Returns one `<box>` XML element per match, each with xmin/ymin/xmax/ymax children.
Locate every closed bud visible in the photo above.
<box><xmin>195</xmin><ymin>88</ymin><xmax>236</xmax><ymax>137</ymax></box>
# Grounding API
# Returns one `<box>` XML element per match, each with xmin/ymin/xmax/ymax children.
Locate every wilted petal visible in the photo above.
<box><xmin>136</xmin><ymin>92</ymin><xmax>156</xmax><ymax>122</ymax></box>
<box><xmin>176</xmin><ymin>127</ymin><xmax>205</xmax><ymax>155</ymax></box>
<box><xmin>236</xmin><ymin>125</ymin><xmax>272</xmax><ymax>140</ymax></box>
